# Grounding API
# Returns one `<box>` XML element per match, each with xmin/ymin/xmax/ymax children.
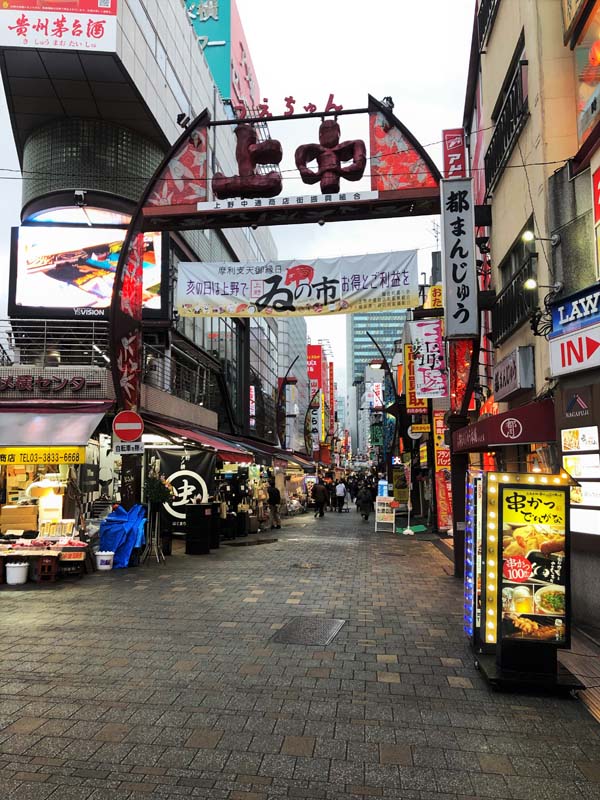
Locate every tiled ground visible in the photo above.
<box><xmin>1</xmin><ymin>511</ymin><xmax>600</xmax><ymax>799</ymax></box>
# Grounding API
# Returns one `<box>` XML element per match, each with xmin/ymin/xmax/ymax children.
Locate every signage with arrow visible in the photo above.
<box><xmin>550</xmin><ymin>321</ymin><xmax>600</xmax><ymax>377</ymax></box>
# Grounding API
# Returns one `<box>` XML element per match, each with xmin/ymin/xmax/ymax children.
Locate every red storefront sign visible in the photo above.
<box><xmin>442</xmin><ymin>128</ymin><xmax>466</xmax><ymax>179</ymax></box>
<box><xmin>453</xmin><ymin>399</ymin><xmax>556</xmax><ymax>452</ymax></box>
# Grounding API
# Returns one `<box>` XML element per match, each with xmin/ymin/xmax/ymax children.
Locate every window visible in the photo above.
<box><xmin>484</xmin><ymin>34</ymin><xmax>529</xmax><ymax>193</ymax></box>
<box><xmin>575</xmin><ymin>5</ymin><xmax>600</xmax><ymax>144</ymax></box>
<box><xmin>500</xmin><ymin>220</ymin><xmax>533</xmax><ymax>288</ymax></box>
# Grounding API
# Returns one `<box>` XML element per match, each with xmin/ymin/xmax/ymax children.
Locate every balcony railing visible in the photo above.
<box><xmin>477</xmin><ymin>0</ymin><xmax>501</xmax><ymax>49</ymax></box>
<box><xmin>490</xmin><ymin>255</ymin><xmax>538</xmax><ymax>345</ymax></box>
<box><xmin>0</xmin><ymin>319</ymin><xmax>109</xmax><ymax>367</ymax></box>
<box><xmin>484</xmin><ymin>61</ymin><xmax>529</xmax><ymax>194</ymax></box>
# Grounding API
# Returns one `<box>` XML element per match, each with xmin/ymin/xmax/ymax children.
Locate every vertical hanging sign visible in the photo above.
<box><xmin>410</xmin><ymin>319</ymin><xmax>449</xmax><ymax>399</ymax></box>
<box><xmin>442</xmin><ymin>129</ymin><xmax>466</xmax><ymax>179</ymax></box>
<box><xmin>403</xmin><ymin>344</ymin><xmax>428</xmax><ymax>415</ymax></box>
<box><xmin>441</xmin><ymin>178</ymin><xmax>478</xmax><ymax>339</ymax></box>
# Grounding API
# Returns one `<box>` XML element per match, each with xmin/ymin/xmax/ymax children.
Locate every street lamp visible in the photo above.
<box><xmin>521</xmin><ymin>230</ymin><xmax>561</xmax><ymax>247</ymax></box>
<box><xmin>366</xmin><ymin>332</ymin><xmax>405</xmax><ymax>481</ymax></box>
<box><xmin>275</xmin><ymin>355</ymin><xmax>299</xmax><ymax>449</ymax></box>
<box><xmin>522</xmin><ymin>279</ymin><xmax>564</xmax><ymax>338</ymax></box>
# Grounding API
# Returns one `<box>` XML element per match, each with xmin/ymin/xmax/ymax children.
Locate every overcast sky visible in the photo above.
<box><xmin>0</xmin><ymin>1</ymin><xmax>476</xmax><ymax>393</ymax></box>
<box><xmin>237</xmin><ymin>0</ymin><xmax>475</xmax><ymax>391</ymax></box>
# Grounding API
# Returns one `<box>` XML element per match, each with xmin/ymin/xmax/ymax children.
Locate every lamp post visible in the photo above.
<box><xmin>366</xmin><ymin>332</ymin><xmax>405</xmax><ymax>481</ymax></box>
<box><xmin>276</xmin><ymin>355</ymin><xmax>299</xmax><ymax>449</ymax></box>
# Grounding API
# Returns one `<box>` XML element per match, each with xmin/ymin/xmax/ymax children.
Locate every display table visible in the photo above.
<box><xmin>0</xmin><ymin>545</ymin><xmax>88</xmax><ymax>583</ymax></box>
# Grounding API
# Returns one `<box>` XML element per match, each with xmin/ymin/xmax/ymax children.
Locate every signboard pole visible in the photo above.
<box><xmin>427</xmin><ymin>400</ymin><xmax>439</xmax><ymax>535</ymax></box>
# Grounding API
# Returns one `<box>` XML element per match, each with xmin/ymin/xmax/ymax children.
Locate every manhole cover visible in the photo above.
<box><xmin>292</xmin><ymin>562</ymin><xmax>321</xmax><ymax>569</ymax></box>
<box><xmin>271</xmin><ymin>617</ymin><xmax>345</xmax><ymax>645</ymax></box>
<box><xmin>224</xmin><ymin>538</ymin><xmax>278</xmax><ymax>547</ymax></box>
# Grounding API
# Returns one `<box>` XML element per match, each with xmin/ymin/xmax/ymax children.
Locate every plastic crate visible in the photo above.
<box><xmin>28</xmin><ymin>556</ymin><xmax>58</xmax><ymax>583</ymax></box>
<box><xmin>59</xmin><ymin>561</ymin><xmax>85</xmax><ymax>578</ymax></box>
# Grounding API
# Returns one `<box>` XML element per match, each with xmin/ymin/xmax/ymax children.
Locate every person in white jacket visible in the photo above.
<box><xmin>335</xmin><ymin>480</ymin><xmax>347</xmax><ymax>513</ymax></box>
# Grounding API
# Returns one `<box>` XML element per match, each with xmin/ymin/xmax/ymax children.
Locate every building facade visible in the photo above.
<box><xmin>0</xmin><ymin>0</ymin><xmax>278</xmax><ymax>440</ymax></box>
<box><xmin>346</xmin><ymin>310</ymin><xmax>406</xmax><ymax>453</ymax></box>
<box><xmin>276</xmin><ymin>316</ymin><xmax>309</xmax><ymax>453</ymax></box>
<box><xmin>462</xmin><ymin>0</ymin><xmax>600</xmax><ymax>626</ymax></box>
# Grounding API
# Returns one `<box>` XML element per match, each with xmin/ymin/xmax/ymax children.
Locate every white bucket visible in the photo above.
<box><xmin>95</xmin><ymin>551</ymin><xmax>115</xmax><ymax>571</ymax></box>
<box><xmin>6</xmin><ymin>562</ymin><xmax>29</xmax><ymax>585</ymax></box>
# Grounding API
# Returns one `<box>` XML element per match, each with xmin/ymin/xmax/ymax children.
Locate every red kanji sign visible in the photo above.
<box><xmin>503</xmin><ymin>556</ymin><xmax>533</xmax><ymax>583</ymax></box>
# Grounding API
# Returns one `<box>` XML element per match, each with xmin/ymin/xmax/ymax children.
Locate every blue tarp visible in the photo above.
<box><xmin>99</xmin><ymin>504</ymin><xmax>146</xmax><ymax>568</ymax></box>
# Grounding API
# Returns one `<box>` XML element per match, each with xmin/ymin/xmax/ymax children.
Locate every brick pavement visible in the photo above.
<box><xmin>1</xmin><ymin>510</ymin><xmax>600</xmax><ymax>799</ymax></box>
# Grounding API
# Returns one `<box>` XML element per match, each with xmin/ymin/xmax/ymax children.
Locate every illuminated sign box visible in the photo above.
<box><xmin>9</xmin><ymin>226</ymin><xmax>165</xmax><ymax>320</ymax></box>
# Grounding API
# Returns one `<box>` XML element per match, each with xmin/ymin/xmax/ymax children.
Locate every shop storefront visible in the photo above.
<box><xmin>547</xmin><ymin>283</ymin><xmax>600</xmax><ymax>628</ymax></box>
<box><xmin>0</xmin><ymin>399</ymin><xmax>112</xmax><ymax>583</ymax></box>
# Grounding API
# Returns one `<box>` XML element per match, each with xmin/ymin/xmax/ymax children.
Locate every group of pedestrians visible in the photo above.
<box><xmin>310</xmin><ymin>475</ymin><xmax>377</xmax><ymax>521</ymax></box>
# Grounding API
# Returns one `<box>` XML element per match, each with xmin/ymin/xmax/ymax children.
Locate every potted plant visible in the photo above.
<box><xmin>144</xmin><ymin>475</ymin><xmax>175</xmax><ymax>507</ymax></box>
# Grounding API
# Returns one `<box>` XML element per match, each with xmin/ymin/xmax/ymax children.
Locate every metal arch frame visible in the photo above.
<box><xmin>109</xmin><ymin>108</ymin><xmax>212</xmax><ymax>409</ymax></box>
<box><xmin>368</xmin><ymin>95</ymin><xmax>442</xmax><ymax>186</ymax></box>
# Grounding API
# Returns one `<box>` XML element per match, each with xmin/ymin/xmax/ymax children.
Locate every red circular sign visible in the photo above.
<box><xmin>503</xmin><ymin>555</ymin><xmax>532</xmax><ymax>583</ymax></box>
<box><xmin>112</xmin><ymin>410</ymin><xmax>144</xmax><ymax>442</ymax></box>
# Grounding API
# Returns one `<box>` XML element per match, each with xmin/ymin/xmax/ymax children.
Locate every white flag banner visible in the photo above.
<box><xmin>409</xmin><ymin>319</ymin><xmax>449</xmax><ymax>399</ymax></box>
<box><xmin>177</xmin><ymin>251</ymin><xmax>418</xmax><ymax>317</ymax></box>
<box><xmin>441</xmin><ymin>178</ymin><xmax>478</xmax><ymax>338</ymax></box>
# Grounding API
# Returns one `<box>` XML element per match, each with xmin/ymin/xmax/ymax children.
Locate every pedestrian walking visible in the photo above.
<box><xmin>267</xmin><ymin>479</ymin><xmax>281</xmax><ymax>529</ymax></box>
<box><xmin>311</xmin><ymin>480</ymin><xmax>328</xmax><ymax>518</ymax></box>
<box><xmin>335</xmin><ymin>479</ymin><xmax>347</xmax><ymax>513</ymax></box>
<box><xmin>356</xmin><ymin>485</ymin><xmax>374</xmax><ymax>521</ymax></box>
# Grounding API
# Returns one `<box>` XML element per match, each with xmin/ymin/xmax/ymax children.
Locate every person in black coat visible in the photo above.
<box><xmin>356</xmin><ymin>485</ymin><xmax>373</xmax><ymax>521</ymax></box>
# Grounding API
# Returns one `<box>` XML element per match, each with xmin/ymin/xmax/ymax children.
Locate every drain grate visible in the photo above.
<box><xmin>224</xmin><ymin>538</ymin><xmax>278</xmax><ymax>547</ymax></box>
<box><xmin>378</xmin><ymin>552</ymin><xmax>408</xmax><ymax>558</ymax></box>
<box><xmin>271</xmin><ymin>616</ymin><xmax>345</xmax><ymax>645</ymax></box>
<box><xmin>292</xmin><ymin>562</ymin><xmax>321</xmax><ymax>569</ymax></box>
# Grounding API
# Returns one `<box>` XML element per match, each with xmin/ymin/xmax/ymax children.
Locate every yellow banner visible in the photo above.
<box><xmin>424</xmin><ymin>284</ymin><xmax>443</xmax><ymax>309</ymax></box>
<box><xmin>0</xmin><ymin>447</ymin><xmax>85</xmax><ymax>466</ymax></box>
<box><xmin>411</xmin><ymin>423</ymin><xmax>431</xmax><ymax>433</ymax></box>
<box><xmin>502</xmin><ymin>486</ymin><xmax>566</xmax><ymax>528</ymax></box>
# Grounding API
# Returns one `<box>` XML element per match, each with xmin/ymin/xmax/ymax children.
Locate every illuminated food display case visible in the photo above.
<box><xmin>464</xmin><ymin>470</ymin><xmax>582</xmax><ymax>690</ymax></box>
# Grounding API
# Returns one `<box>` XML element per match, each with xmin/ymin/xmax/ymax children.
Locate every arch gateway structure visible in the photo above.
<box><xmin>109</xmin><ymin>94</ymin><xmax>481</xmax><ymax>572</ymax></box>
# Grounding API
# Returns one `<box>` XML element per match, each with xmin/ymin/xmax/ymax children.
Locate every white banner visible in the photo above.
<box><xmin>409</xmin><ymin>319</ymin><xmax>449</xmax><ymax>399</ymax></box>
<box><xmin>177</xmin><ymin>251</ymin><xmax>419</xmax><ymax>317</ymax></box>
<box><xmin>441</xmin><ymin>178</ymin><xmax>478</xmax><ymax>338</ymax></box>
<box><xmin>0</xmin><ymin>9</ymin><xmax>117</xmax><ymax>52</ymax></box>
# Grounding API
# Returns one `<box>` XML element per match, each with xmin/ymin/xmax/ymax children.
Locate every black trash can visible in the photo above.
<box><xmin>184</xmin><ymin>505</ymin><xmax>212</xmax><ymax>555</ymax></box>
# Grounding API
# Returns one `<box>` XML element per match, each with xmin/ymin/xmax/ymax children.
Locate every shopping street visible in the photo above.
<box><xmin>1</xmin><ymin>512</ymin><xmax>600</xmax><ymax>800</ymax></box>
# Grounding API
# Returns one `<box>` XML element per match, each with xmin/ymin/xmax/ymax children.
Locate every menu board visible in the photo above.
<box><xmin>571</xmin><ymin>481</ymin><xmax>600</xmax><ymax>507</ymax></box>
<box><xmin>562</xmin><ymin>453</ymin><xmax>600</xmax><ymax>479</ymax></box>
<box><xmin>561</xmin><ymin>426</ymin><xmax>599</xmax><ymax>452</ymax></box>
<box><xmin>500</xmin><ymin>485</ymin><xmax>568</xmax><ymax>645</ymax></box>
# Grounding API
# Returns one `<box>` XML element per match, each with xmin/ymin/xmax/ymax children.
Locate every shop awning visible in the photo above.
<box><xmin>452</xmin><ymin>398</ymin><xmax>556</xmax><ymax>453</ymax></box>
<box><xmin>0</xmin><ymin>401</ymin><xmax>110</xmax><ymax>446</ymax></box>
<box><xmin>145</xmin><ymin>419</ymin><xmax>253</xmax><ymax>464</ymax></box>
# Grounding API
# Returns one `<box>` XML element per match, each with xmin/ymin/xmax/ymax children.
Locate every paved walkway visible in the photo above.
<box><xmin>1</xmin><ymin>510</ymin><xmax>600</xmax><ymax>800</ymax></box>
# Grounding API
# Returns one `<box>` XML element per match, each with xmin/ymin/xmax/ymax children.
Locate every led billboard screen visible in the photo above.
<box><xmin>9</xmin><ymin>226</ymin><xmax>164</xmax><ymax>320</ymax></box>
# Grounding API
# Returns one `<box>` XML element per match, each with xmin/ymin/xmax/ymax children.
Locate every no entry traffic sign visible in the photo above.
<box><xmin>112</xmin><ymin>410</ymin><xmax>144</xmax><ymax>442</ymax></box>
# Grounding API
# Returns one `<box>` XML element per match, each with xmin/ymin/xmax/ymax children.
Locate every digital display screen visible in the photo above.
<box><xmin>10</xmin><ymin>226</ymin><xmax>164</xmax><ymax>319</ymax></box>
